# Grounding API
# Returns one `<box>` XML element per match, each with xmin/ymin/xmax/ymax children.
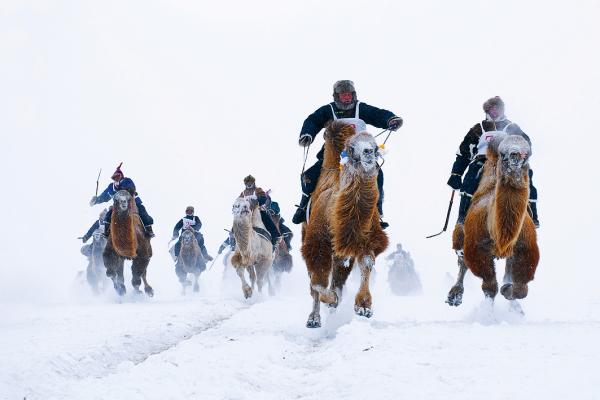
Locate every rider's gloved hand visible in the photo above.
<box><xmin>205</xmin><ymin>254</ymin><xmax>214</xmax><ymax>261</ymax></box>
<box><xmin>387</xmin><ymin>116</ymin><xmax>403</xmax><ymax>131</ymax></box>
<box><xmin>89</xmin><ymin>196</ymin><xmax>97</xmax><ymax>207</ymax></box>
<box><xmin>218</xmin><ymin>244</ymin><xmax>226</xmax><ymax>254</ymax></box>
<box><xmin>299</xmin><ymin>134</ymin><xmax>313</xmax><ymax>147</ymax></box>
<box><xmin>447</xmin><ymin>174</ymin><xmax>462</xmax><ymax>190</ymax></box>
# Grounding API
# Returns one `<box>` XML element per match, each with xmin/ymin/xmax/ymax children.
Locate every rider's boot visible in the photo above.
<box><xmin>144</xmin><ymin>225</ymin><xmax>155</xmax><ymax>238</ymax></box>
<box><xmin>528</xmin><ymin>201</ymin><xmax>540</xmax><ymax>228</ymax></box>
<box><xmin>292</xmin><ymin>194</ymin><xmax>310</xmax><ymax>224</ymax></box>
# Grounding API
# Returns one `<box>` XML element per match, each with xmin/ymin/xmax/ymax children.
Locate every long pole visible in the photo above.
<box><xmin>95</xmin><ymin>169</ymin><xmax>102</xmax><ymax>197</ymax></box>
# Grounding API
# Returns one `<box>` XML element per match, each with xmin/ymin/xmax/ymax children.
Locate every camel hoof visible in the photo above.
<box><xmin>446</xmin><ymin>285</ymin><xmax>464</xmax><ymax>306</ymax></box>
<box><xmin>114</xmin><ymin>283</ymin><xmax>126</xmax><ymax>296</ymax></box>
<box><xmin>193</xmin><ymin>283</ymin><xmax>199</xmax><ymax>292</ymax></box>
<box><xmin>354</xmin><ymin>305</ymin><xmax>373</xmax><ymax>318</ymax></box>
<box><xmin>500</xmin><ymin>283</ymin><xmax>514</xmax><ymax>300</ymax></box>
<box><xmin>243</xmin><ymin>285</ymin><xmax>252</xmax><ymax>299</ymax></box>
<box><xmin>144</xmin><ymin>286</ymin><xmax>154</xmax><ymax>297</ymax></box>
<box><xmin>306</xmin><ymin>314</ymin><xmax>321</xmax><ymax>328</ymax></box>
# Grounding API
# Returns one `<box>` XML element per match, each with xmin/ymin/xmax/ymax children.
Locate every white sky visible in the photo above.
<box><xmin>1</xmin><ymin>0</ymin><xmax>599</xmax><ymax>302</ymax></box>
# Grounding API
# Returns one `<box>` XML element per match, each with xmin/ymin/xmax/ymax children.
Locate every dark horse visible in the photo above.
<box><xmin>103</xmin><ymin>190</ymin><xmax>154</xmax><ymax>296</ymax></box>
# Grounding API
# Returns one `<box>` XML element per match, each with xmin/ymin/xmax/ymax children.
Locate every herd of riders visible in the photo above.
<box><xmin>80</xmin><ymin>80</ymin><xmax>540</xmax><ymax>279</ymax></box>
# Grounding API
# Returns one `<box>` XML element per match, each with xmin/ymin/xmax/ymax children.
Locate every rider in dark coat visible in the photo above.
<box><xmin>171</xmin><ymin>206</ymin><xmax>212</xmax><ymax>261</ymax></box>
<box><xmin>239</xmin><ymin>175</ymin><xmax>282</xmax><ymax>248</ymax></box>
<box><xmin>90</xmin><ymin>163</ymin><xmax>155</xmax><ymax>237</ymax></box>
<box><xmin>446</xmin><ymin>96</ymin><xmax>539</xmax><ymax>227</ymax></box>
<box><xmin>293</xmin><ymin>80</ymin><xmax>403</xmax><ymax>229</ymax></box>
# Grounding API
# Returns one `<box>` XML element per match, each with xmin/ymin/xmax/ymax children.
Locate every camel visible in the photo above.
<box><xmin>103</xmin><ymin>190</ymin><xmax>154</xmax><ymax>297</ymax></box>
<box><xmin>176</xmin><ymin>228</ymin><xmax>207</xmax><ymax>294</ymax></box>
<box><xmin>87</xmin><ymin>230</ymin><xmax>108</xmax><ymax>294</ymax></box>
<box><xmin>230</xmin><ymin>196</ymin><xmax>274</xmax><ymax>299</ymax></box>
<box><xmin>301</xmin><ymin>122</ymin><xmax>388</xmax><ymax>328</ymax></box>
<box><xmin>447</xmin><ymin>134</ymin><xmax>539</xmax><ymax>307</ymax></box>
<box><xmin>269</xmin><ymin>212</ymin><xmax>293</xmax><ymax>288</ymax></box>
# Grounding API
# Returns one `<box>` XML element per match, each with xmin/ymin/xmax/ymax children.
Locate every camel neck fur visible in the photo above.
<box><xmin>111</xmin><ymin>200</ymin><xmax>138</xmax><ymax>259</ymax></box>
<box><xmin>474</xmin><ymin>153</ymin><xmax>530</xmax><ymax>258</ymax></box>
<box><xmin>318</xmin><ymin>122</ymin><xmax>356</xmax><ymax>192</ymax></box>
<box><xmin>233</xmin><ymin>207</ymin><xmax>262</xmax><ymax>255</ymax></box>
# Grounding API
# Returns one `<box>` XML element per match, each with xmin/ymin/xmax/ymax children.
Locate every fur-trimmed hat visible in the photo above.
<box><xmin>243</xmin><ymin>175</ymin><xmax>255</xmax><ymax>185</ymax></box>
<box><xmin>333</xmin><ymin>80</ymin><xmax>356</xmax><ymax>94</ymax></box>
<box><xmin>332</xmin><ymin>80</ymin><xmax>357</xmax><ymax>111</ymax></box>
<box><xmin>111</xmin><ymin>162</ymin><xmax>124</xmax><ymax>180</ymax></box>
<box><xmin>185</xmin><ymin>206</ymin><xmax>194</xmax><ymax>214</ymax></box>
<box><xmin>483</xmin><ymin>96</ymin><xmax>505</xmax><ymax>113</ymax></box>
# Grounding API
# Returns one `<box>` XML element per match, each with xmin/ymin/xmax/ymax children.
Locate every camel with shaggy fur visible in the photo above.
<box><xmin>447</xmin><ymin>134</ymin><xmax>539</xmax><ymax>307</ymax></box>
<box><xmin>103</xmin><ymin>190</ymin><xmax>154</xmax><ymax>297</ymax></box>
<box><xmin>269</xmin><ymin>212</ymin><xmax>293</xmax><ymax>288</ymax></box>
<box><xmin>230</xmin><ymin>196</ymin><xmax>274</xmax><ymax>298</ymax></box>
<box><xmin>301</xmin><ymin>122</ymin><xmax>388</xmax><ymax>328</ymax></box>
<box><xmin>177</xmin><ymin>228</ymin><xmax>206</xmax><ymax>294</ymax></box>
<box><xmin>87</xmin><ymin>231</ymin><xmax>108</xmax><ymax>294</ymax></box>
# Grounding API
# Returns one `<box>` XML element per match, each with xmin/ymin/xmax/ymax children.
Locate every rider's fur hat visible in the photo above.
<box><xmin>111</xmin><ymin>162</ymin><xmax>124</xmax><ymax>180</ymax></box>
<box><xmin>483</xmin><ymin>96</ymin><xmax>505</xmax><ymax>113</ymax></box>
<box><xmin>243</xmin><ymin>175</ymin><xmax>256</xmax><ymax>186</ymax></box>
<box><xmin>185</xmin><ymin>206</ymin><xmax>194</xmax><ymax>214</ymax></box>
<box><xmin>333</xmin><ymin>80</ymin><xmax>357</xmax><ymax>111</ymax></box>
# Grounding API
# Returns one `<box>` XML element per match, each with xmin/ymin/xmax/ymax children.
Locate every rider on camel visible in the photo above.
<box><xmin>292</xmin><ymin>80</ymin><xmax>403</xmax><ymax>229</ymax></box>
<box><xmin>446</xmin><ymin>96</ymin><xmax>539</xmax><ymax>227</ymax></box>
<box><xmin>89</xmin><ymin>163</ymin><xmax>155</xmax><ymax>237</ymax></box>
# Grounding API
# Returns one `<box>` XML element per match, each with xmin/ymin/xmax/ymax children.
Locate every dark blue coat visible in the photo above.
<box><xmin>300</xmin><ymin>102</ymin><xmax>397</xmax><ymax>160</ymax></box>
<box><xmin>94</xmin><ymin>177</ymin><xmax>143</xmax><ymax>206</ymax></box>
<box><xmin>172</xmin><ymin>215</ymin><xmax>202</xmax><ymax>238</ymax></box>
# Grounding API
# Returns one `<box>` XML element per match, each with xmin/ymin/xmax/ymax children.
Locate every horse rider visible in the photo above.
<box><xmin>171</xmin><ymin>206</ymin><xmax>213</xmax><ymax>262</ymax></box>
<box><xmin>446</xmin><ymin>96</ymin><xmax>540</xmax><ymax>227</ymax></box>
<box><xmin>267</xmin><ymin>201</ymin><xmax>293</xmax><ymax>251</ymax></box>
<box><xmin>292</xmin><ymin>80</ymin><xmax>403</xmax><ymax>229</ymax></box>
<box><xmin>240</xmin><ymin>175</ymin><xmax>282</xmax><ymax>249</ymax></box>
<box><xmin>89</xmin><ymin>163</ymin><xmax>155</xmax><ymax>237</ymax></box>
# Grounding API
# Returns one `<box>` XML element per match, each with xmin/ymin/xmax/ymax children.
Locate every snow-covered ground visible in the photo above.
<box><xmin>2</xmin><ymin>1</ymin><xmax>600</xmax><ymax>399</ymax></box>
<box><xmin>2</xmin><ymin>248</ymin><xmax>599</xmax><ymax>400</ymax></box>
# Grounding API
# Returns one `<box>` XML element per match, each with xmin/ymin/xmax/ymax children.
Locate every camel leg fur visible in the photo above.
<box><xmin>354</xmin><ymin>254</ymin><xmax>375</xmax><ymax>318</ymax></box>
<box><xmin>329</xmin><ymin>256</ymin><xmax>354</xmax><ymax>308</ymax></box>
<box><xmin>193</xmin><ymin>272</ymin><xmax>200</xmax><ymax>293</ymax></box>
<box><xmin>236</xmin><ymin>267</ymin><xmax>253</xmax><ymax>299</ymax></box>
<box><xmin>447</xmin><ymin>223</ymin><xmax>468</xmax><ymax>306</ymax></box>
<box><xmin>131</xmin><ymin>257</ymin><xmax>149</xmax><ymax>294</ymax></box>
<box><xmin>501</xmin><ymin>225</ymin><xmax>539</xmax><ymax>300</ymax></box>
<box><xmin>104</xmin><ymin>250</ymin><xmax>126</xmax><ymax>296</ymax></box>
<box><xmin>464</xmin><ymin>235</ymin><xmax>497</xmax><ymax>299</ymax></box>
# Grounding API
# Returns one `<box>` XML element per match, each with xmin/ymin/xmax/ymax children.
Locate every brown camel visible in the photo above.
<box><xmin>176</xmin><ymin>228</ymin><xmax>206</xmax><ymax>294</ymax></box>
<box><xmin>447</xmin><ymin>134</ymin><xmax>539</xmax><ymax>307</ymax></box>
<box><xmin>103</xmin><ymin>190</ymin><xmax>154</xmax><ymax>297</ymax></box>
<box><xmin>301</xmin><ymin>122</ymin><xmax>388</xmax><ymax>328</ymax></box>
<box><xmin>230</xmin><ymin>196</ymin><xmax>274</xmax><ymax>299</ymax></box>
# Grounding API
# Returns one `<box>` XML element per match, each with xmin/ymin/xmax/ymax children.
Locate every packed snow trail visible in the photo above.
<box><xmin>2</xmin><ymin>263</ymin><xmax>599</xmax><ymax>400</ymax></box>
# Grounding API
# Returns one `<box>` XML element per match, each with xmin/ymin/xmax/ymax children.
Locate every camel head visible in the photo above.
<box><xmin>492</xmin><ymin>134</ymin><xmax>531</xmax><ymax>186</ymax></box>
<box><xmin>232</xmin><ymin>196</ymin><xmax>254</xmax><ymax>219</ymax></box>
<box><xmin>113</xmin><ymin>190</ymin><xmax>134</xmax><ymax>213</ymax></box>
<box><xmin>345</xmin><ymin>131</ymin><xmax>380</xmax><ymax>176</ymax></box>
<box><xmin>180</xmin><ymin>228</ymin><xmax>196</xmax><ymax>246</ymax></box>
<box><xmin>324</xmin><ymin>121</ymin><xmax>357</xmax><ymax>153</ymax></box>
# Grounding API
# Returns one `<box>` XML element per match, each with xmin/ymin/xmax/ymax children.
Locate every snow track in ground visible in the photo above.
<box><xmin>0</xmin><ymin>296</ymin><xmax>248</xmax><ymax>400</ymax></box>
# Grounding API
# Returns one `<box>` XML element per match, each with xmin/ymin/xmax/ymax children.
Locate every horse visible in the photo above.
<box><xmin>103</xmin><ymin>190</ymin><xmax>154</xmax><ymax>297</ymax></box>
<box><xmin>301</xmin><ymin>122</ymin><xmax>388</xmax><ymax>328</ymax></box>
<box><xmin>447</xmin><ymin>134</ymin><xmax>539</xmax><ymax>308</ymax></box>
<box><xmin>176</xmin><ymin>227</ymin><xmax>206</xmax><ymax>294</ymax></box>
<box><xmin>230</xmin><ymin>196</ymin><xmax>274</xmax><ymax>299</ymax></box>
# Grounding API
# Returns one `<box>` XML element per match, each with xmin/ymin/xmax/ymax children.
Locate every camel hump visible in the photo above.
<box><xmin>325</xmin><ymin>120</ymin><xmax>356</xmax><ymax>139</ymax></box>
<box><xmin>488</xmin><ymin>134</ymin><xmax>531</xmax><ymax>159</ymax></box>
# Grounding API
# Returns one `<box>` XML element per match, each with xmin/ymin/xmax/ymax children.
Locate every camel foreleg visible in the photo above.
<box><xmin>236</xmin><ymin>267</ymin><xmax>253</xmax><ymax>299</ymax></box>
<box><xmin>104</xmin><ymin>251</ymin><xmax>126</xmax><ymax>296</ymax></box>
<box><xmin>447</xmin><ymin>252</ymin><xmax>468</xmax><ymax>306</ymax></box>
<box><xmin>306</xmin><ymin>283</ymin><xmax>321</xmax><ymax>328</ymax></box>
<box><xmin>132</xmin><ymin>257</ymin><xmax>153</xmax><ymax>297</ymax></box>
<box><xmin>329</xmin><ymin>256</ymin><xmax>354</xmax><ymax>308</ymax></box>
<box><xmin>354</xmin><ymin>254</ymin><xmax>374</xmax><ymax>318</ymax></box>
